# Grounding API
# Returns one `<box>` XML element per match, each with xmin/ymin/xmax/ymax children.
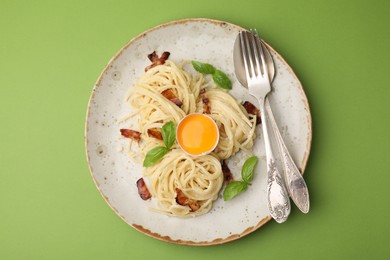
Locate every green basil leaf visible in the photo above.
<box><xmin>192</xmin><ymin>60</ymin><xmax>216</xmax><ymax>74</ymax></box>
<box><xmin>241</xmin><ymin>156</ymin><xmax>258</xmax><ymax>183</ymax></box>
<box><xmin>161</xmin><ymin>121</ymin><xmax>176</xmax><ymax>149</ymax></box>
<box><xmin>143</xmin><ymin>146</ymin><xmax>168</xmax><ymax>167</ymax></box>
<box><xmin>223</xmin><ymin>181</ymin><xmax>248</xmax><ymax>201</ymax></box>
<box><xmin>212</xmin><ymin>70</ymin><xmax>232</xmax><ymax>89</ymax></box>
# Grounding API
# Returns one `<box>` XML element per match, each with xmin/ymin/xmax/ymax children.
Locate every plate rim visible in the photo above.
<box><xmin>84</xmin><ymin>17</ymin><xmax>312</xmax><ymax>246</ymax></box>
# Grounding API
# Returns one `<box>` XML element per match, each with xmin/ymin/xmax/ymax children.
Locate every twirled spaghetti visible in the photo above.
<box><xmin>199</xmin><ymin>89</ymin><xmax>257</xmax><ymax>160</ymax></box>
<box><xmin>144</xmin><ymin>149</ymin><xmax>223</xmax><ymax>216</ymax></box>
<box><xmin>121</xmin><ymin>59</ymin><xmax>256</xmax><ymax>217</ymax></box>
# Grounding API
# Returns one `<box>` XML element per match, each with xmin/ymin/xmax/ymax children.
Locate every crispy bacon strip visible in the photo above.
<box><xmin>221</xmin><ymin>161</ymin><xmax>233</xmax><ymax>183</ymax></box>
<box><xmin>145</xmin><ymin>51</ymin><xmax>170</xmax><ymax>71</ymax></box>
<box><xmin>200</xmin><ymin>88</ymin><xmax>211</xmax><ymax>114</ymax></box>
<box><xmin>136</xmin><ymin>178</ymin><xmax>152</xmax><ymax>200</ymax></box>
<box><xmin>147</xmin><ymin>128</ymin><xmax>163</xmax><ymax>140</ymax></box>
<box><xmin>120</xmin><ymin>129</ymin><xmax>141</xmax><ymax>142</ymax></box>
<box><xmin>175</xmin><ymin>188</ymin><xmax>200</xmax><ymax>212</ymax></box>
<box><xmin>161</xmin><ymin>89</ymin><xmax>183</xmax><ymax>107</ymax></box>
<box><xmin>242</xmin><ymin>101</ymin><xmax>261</xmax><ymax>124</ymax></box>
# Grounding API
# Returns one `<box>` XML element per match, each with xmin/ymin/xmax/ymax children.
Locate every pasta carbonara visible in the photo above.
<box><xmin>121</xmin><ymin>58</ymin><xmax>256</xmax><ymax>217</ymax></box>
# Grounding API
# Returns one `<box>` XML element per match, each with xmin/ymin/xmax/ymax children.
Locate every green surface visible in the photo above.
<box><xmin>1</xmin><ymin>0</ymin><xmax>389</xmax><ymax>259</ymax></box>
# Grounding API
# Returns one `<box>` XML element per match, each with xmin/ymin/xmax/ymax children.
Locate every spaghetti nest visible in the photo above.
<box><xmin>123</xmin><ymin>60</ymin><xmax>256</xmax><ymax>217</ymax></box>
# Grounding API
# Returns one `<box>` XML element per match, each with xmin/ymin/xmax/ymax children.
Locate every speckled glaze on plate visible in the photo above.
<box><xmin>85</xmin><ymin>18</ymin><xmax>312</xmax><ymax>246</ymax></box>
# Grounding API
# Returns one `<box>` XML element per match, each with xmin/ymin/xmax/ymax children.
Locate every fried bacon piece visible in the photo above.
<box><xmin>200</xmin><ymin>88</ymin><xmax>211</xmax><ymax>114</ymax></box>
<box><xmin>136</xmin><ymin>178</ymin><xmax>152</xmax><ymax>200</ymax></box>
<box><xmin>221</xmin><ymin>160</ymin><xmax>233</xmax><ymax>183</ymax></box>
<box><xmin>161</xmin><ymin>89</ymin><xmax>183</xmax><ymax>107</ymax></box>
<box><xmin>242</xmin><ymin>101</ymin><xmax>261</xmax><ymax>124</ymax></box>
<box><xmin>145</xmin><ymin>51</ymin><xmax>170</xmax><ymax>72</ymax></box>
<box><xmin>175</xmin><ymin>188</ymin><xmax>200</xmax><ymax>212</ymax></box>
<box><xmin>120</xmin><ymin>129</ymin><xmax>141</xmax><ymax>142</ymax></box>
<box><xmin>147</xmin><ymin>128</ymin><xmax>163</xmax><ymax>140</ymax></box>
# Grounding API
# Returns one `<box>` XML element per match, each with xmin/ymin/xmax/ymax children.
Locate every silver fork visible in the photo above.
<box><xmin>240</xmin><ymin>30</ymin><xmax>290</xmax><ymax>223</ymax></box>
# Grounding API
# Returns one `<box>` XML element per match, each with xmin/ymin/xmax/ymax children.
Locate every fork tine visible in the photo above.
<box><xmin>242</xmin><ymin>31</ymin><xmax>256</xmax><ymax>78</ymax></box>
<box><xmin>254</xmin><ymin>31</ymin><xmax>270</xmax><ymax>81</ymax></box>
<box><xmin>245</xmin><ymin>32</ymin><xmax>256</xmax><ymax>78</ymax></box>
<box><xmin>240</xmin><ymin>29</ymin><xmax>271</xmax><ymax>84</ymax></box>
<box><xmin>249</xmin><ymin>30</ymin><xmax>262</xmax><ymax>77</ymax></box>
<box><xmin>239</xmin><ymin>31</ymin><xmax>251</xmax><ymax>80</ymax></box>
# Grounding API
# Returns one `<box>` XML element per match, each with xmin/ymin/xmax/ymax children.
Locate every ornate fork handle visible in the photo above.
<box><xmin>265</xmin><ymin>99</ymin><xmax>310</xmax><ymax>213</ymax></box>
<box><xmin>258</xmin><ymin>98</ymin><xmax>291</xmax><ymax>223</ymax></box>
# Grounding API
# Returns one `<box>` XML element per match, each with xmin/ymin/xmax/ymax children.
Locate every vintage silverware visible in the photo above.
<box><xmin>237</xmin><ymin>30</ymin><xmax>290</xmax><ymax>223</ymax></box>
<box><xmin>234</xmin><ymin>31</ymin><xmax>310</xmax><ymax>214</ymax></box>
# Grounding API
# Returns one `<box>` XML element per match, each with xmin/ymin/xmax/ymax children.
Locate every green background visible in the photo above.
<box><xmin>1</xmin><ymin>0</ymin><xmax>389</xmax><ymax>259</ymax></box>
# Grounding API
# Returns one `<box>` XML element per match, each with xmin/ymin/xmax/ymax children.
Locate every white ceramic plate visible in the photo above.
<box><xmin>85</xmin><ymin>18</ymin><xmax>312</xmax><ymax>245</ymax></box>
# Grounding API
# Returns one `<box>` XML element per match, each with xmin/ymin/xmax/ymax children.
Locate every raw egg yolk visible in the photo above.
<box><xmin>177</xmin><ymin>114</ymin><xmax>219</xmax><ymax>156</ymax></box>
